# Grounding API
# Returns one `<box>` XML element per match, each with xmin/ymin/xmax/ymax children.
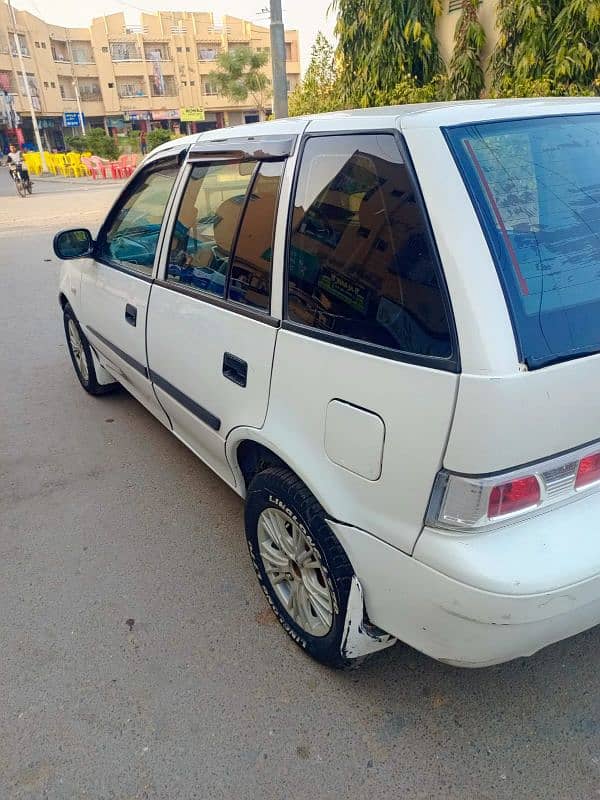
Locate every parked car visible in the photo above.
<box><xmin>54</xmin><ymin>98</ymin><xmax>600</xmax><ymax>669</ymax></box>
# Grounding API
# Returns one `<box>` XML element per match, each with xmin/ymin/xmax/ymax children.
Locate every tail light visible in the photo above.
<box><xmin>427</xmin><ymin>442</ymin><xmax>600</xmax><ymax>532</ymax></box>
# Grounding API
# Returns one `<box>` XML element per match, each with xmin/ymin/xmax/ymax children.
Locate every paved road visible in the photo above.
<box><xmin>1</xmin><ymin>191</ymin><xmax>600</xmax><ymax>800</ymax></box>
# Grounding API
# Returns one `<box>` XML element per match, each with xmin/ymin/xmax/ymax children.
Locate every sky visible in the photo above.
<box><xmin>13</xmin><ymin>0</ymin><xmax>336</xmax><ymax>73</ymax></box>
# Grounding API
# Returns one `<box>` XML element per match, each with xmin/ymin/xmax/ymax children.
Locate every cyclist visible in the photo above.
<box><xmin>5</xmin><ymin>144</ymin><xmax>30</xmax><ymax>188</ymax></box>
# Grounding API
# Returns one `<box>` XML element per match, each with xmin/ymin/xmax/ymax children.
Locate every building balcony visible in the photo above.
<box><xmin>79</xmin><ymin>90</ymin><xmax>102</xmax><ymax>102</ymax></box>
<box><xmin>118</xmin><ymin>89</ymin><xmax>148</xmax><ymax>98</ymax></box>
<box><xmin>150</xmin><ymin>82</ymin><xmax>178</xmax><ymax>97</ymax></box>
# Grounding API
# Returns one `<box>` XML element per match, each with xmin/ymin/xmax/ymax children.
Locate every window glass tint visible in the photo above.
<box><xmin>228</xmin><ymin>161</ymin><xmax>283</xmax><ymax>311</ymax></box>
<box><xmin>97</xmin><ymin>160</ymin><xmax>179</xmax><ymax>275</ymax></box>
<box><xmin>287</xmin><ymin>134</ymin><xmax>451</xmax><ymax>358</ymax></box>
<box><xmin>446</xmin><ymin>115</ymin><xmax>600</xmax><ymax>368</ymax></box>
<box><xmin>167</xmin><ymin>161</ymin><xmax>255</xmax><ymax>298</ymax></box>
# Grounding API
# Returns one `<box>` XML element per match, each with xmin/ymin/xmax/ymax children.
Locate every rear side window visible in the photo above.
<box><xmin>96</xmin><ymin>158</ymin><xmax>179</xmax><ymax>276</ymax></box>
<box><xmin>227</xmin><ymin>161</ymin><xmax>283</xmax><ymax>312</ymax></box>
<box><xmin>286</xmin><ymin>134</ymin><xmax>452</xmax><ymax>360</ymax></box>
<box><xmin>166</xmin><ymin>161</ymin><xmax>256</xmax><ymax>299</ymax></box>
<box><xmin>446</xmin><ymin>114</ymin><xmax>600</xmax><ymax>368</ymax></box>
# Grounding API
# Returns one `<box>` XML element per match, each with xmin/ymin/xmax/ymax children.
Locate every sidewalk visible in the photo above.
<box><xmin>34</xmin><ymin>174</ymin><xmax>127</xmax><ymax>188</ymax></box>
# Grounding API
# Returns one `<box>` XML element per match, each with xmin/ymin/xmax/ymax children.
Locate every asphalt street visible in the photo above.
<box><xmin>1</xmin><ymin>184</ymin><xmax>600</xmax><ymax>800</ymax></box>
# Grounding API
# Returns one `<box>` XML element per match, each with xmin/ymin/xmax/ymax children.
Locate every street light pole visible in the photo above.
<box><xmin>7</xmin><ymin>0</ymin><xmax>48</xmax><ymax>171</ymax></box>
<box><xmin>66</xmin><ymin>36</ymin><xmax>85</xmax><ymax>136</ymax></box>
<box><xmin>269</xmin><ymin>0</ymin><xmax>288</xmax><ymax>118</ymax></box>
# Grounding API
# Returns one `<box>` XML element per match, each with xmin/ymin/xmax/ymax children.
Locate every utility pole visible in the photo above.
<box><xmin>66</xmin><ymin>35</ymin><xmax>85</xmax><ymax>136</ymax></box>
<box><xmin>7</xmin><ymin>0</ymin><xmax>48</xmax><ymax>171</ymax></box>
<box><xmin>269</xmin><ymin>0</ymin><xmax>288</xmax><ymax>118</ymax></box>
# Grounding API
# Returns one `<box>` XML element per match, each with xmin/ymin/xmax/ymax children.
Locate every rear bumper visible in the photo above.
<box><xmin>329</xmin><ymin>520</ymin><xmax>600</xmax><ymax>667</ymax></box>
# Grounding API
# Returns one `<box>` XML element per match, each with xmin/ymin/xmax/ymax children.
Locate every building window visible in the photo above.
<box><xmin>286</xmin><ymin>134</ymin><xmax>452</xmax><ymax>358</ymax></box>
<box><xmin>145</xmin><ymin>45</ymin><xmax>171</xmax><ymax>61</ymax></box>
<box><xmin>189</xmin><ymin>80</ymin><xmax>195</xmax><ymax>86</ymax></box>
<box><xmin>79</xmin><ymin>81</ymin><xmax>102</xmax><ymax>101</ymax></box>
<box><xmin>151</xmin><ymin>76</ymin><xmax>178</xmax><ymax>96</ymax></box>
<box><xmin>117</xmin><ymin>79</ymin><xmax>147</xmax><ymax>98</ymax></box>
<box><xmin>10</xmin><ymin>33</ymin><xmax>30</xmax><ymax>58</ymax></box>
<box><xmin>34</xmin><ymin>41</ymin><xmax>40</xmax><ymax>48</ymax></box>
<box><xmin>41</xmin><ymin>41</ymin><xmax>46</xmax><ymax>49</ymax></box>
<box><xmin>202</xmin><ymin>80</ymin><xmax>218</xmax><ymax>96</ymax></box>
<box><xmin>181</xmin><ymin>80</ymin><xmax>187</xmax><ymax>87</ymax></box>
<box><xmin>71</xmin><ymin>43</ymin><xmax>95</xmax><ymax>64</ymax></box>
<box><xmin>176</xmin><ymin>46</ymin><xmax>182</xmax><ymax>53</ymax></box>
<box><xmin>50</xmin><ymin>81</ymin><xmax>55</xmax><ymax>88</ymax></box>
<box><xmin>285</xmin><ymin>42</ymin><xmax>292</xmax><ymax>60</ymax></box>
<box><xmin>43</xmin><ymin>80</ymin><xmax>49</xmax><ymax>88</ymax></box>
<box><xmin>102</xmin><ymin>46</ymin><xmax>108</xmax><ymax>53</ymax></box>
<box><xmin>107</xmin><ymin>82</ymin><xmax>114</xmax><ymax>88</ymax></box>
<box><xmin>197</xmin><ymin>44</ymin><xmax>220</xmax><ymax>61</ymax></box>
<box><xmin>110</xmin><ymin>42</ymin><xmax>141</xmax><ymax>61</ymax></box>
<box><xmin>186</xmin><ymin>46</ymin><xmax>190</xmax><ymax>52</ymax></box>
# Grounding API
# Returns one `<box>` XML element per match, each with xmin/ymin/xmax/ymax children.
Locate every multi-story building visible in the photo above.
<box><xmin>0</xmin><ymin>4</ymin><xmax>300</xmax><ymax>150</ymax></box>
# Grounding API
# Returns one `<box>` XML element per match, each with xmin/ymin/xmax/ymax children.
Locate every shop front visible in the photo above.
<box><xmin>151</xmin><ymin>109</ymin><xmax>180</xmax><ymax>132</ymax></box>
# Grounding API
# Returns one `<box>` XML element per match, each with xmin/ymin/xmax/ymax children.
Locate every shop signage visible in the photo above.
<box><xmin>123</xmin><ymin>111</ymin><xmax>152</xmax><ymax>122</ymax></box>
<box><xmin>179</xmin><ymin>106</ymin><xmax>205</xmax><ymax>122</ymax></box>
<box><xmin>152</xmin><ymin>110</ymin><xmax>179</xmax><ymax>121</ymax></box>
<box><xmin>63</xmin><ymin>111</ymin><xmax>84</xmax><ymax>127</ymax></box>
<box><xmin>106</xmin><ymin>116</ymin><xmax>125</xmax><ymax>128</ymax></box>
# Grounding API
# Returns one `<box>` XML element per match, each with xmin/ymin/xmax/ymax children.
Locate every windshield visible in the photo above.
<box><xmin>445</xmin><ymin>114</ymin><xmax>600</xmax><ymax>368</ymax></box>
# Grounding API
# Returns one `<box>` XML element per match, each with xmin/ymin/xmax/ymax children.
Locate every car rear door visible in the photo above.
<box><xmin>146</xmin><ymin>136</ymin><xmax>294</xmax><ymax>484</ymax></box>
<box><xmin>263</xmin><ymin>128</ymin><xmax>460</xmax><ymax>553</ymax></box>
<box><xmin>81</xmin><ymin>153</ymin><xmax>181</xmax><ymax>423</ymax></box>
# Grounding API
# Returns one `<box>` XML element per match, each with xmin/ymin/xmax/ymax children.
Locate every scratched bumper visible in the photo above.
<box><xmin>329</xmin><ymin>513</ymin><xmax>600</xmax><ymax>667</ymax></box>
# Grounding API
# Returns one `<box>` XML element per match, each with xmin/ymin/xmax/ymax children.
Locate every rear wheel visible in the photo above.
<box><xmin>63</xmin><ymin>303</ymin><xmax>118</xmax><ymax>396</ymax></box>
<box><xmin>26</xmin><ymin>178</ymin><xmax>32</xmax><ymax>194</ymax></box>
<box><xmin>245</xmin><ymin>467</ymin><xmax>356</xmax><ymax>668</ymax></box>
<box><xmin>15</xmin><ymin>178</ymin><xmax>26</xmax><ymax>197</ymax></box>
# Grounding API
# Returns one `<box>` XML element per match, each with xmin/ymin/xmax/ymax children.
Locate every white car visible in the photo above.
<box><xmin>54</xmin><ymin>98</ymin><xmax>600</xmax><ymax>669</ymax></box>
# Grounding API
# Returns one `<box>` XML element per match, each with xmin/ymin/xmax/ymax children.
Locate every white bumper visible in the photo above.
<box><xmin>329</xmin><ymin>496</ymin><xmax>600</xmax><ymax>667</ymax></box>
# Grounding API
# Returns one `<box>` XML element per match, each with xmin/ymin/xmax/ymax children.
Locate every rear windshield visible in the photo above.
<box><xmin>445</xmin><ymin>114</ymin><xmax>600</xmax><ymax>368</ymax></box>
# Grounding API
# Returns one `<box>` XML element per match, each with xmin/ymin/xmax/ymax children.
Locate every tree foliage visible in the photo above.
<box><xmin>210</xmin><ymin>46</ymin><xmax>271</xmax><ymax>120</ymax></box>
<box><xmin>492</xmin><ymin>0</ymin><xmax>599</xmax><ymax>93</ymax></box>
<box><xmin>65</xmin><ymin>128</ymin><xmax>119</xmax><ymax>160</ymax></box>
<box><xmin>332</xmin><ymin>0</ymin><xmax>442</xmax><ymax>105</ymax></box>
<box><xmin>448</xmin><ymin>0</ymin><xmax>486</xmax><ymax>100</ymax></box>
<box><xmin>288</xmin><ymin>33</ymin><xmax>343</xmax><ymax>115</ymax></box>
<box><xmin>147</xmin><ymin>128</ymin><xmax>173</xmax><ymax>152</ymax></box>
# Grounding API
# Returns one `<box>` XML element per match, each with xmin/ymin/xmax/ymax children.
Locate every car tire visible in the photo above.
<box><xmin>245</xmin><ymin>466</ymin><xmax>356</xmax><ymax>668</ymax></box>
<box><xmin>63</xmin><ymin>303</ymin><xmax>119</xmax><ymax>396</ymax></box>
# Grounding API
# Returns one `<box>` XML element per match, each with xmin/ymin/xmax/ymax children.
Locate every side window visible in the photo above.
<box><xmin>96</xmin><ymin>159</ymin><xmax>179</xmax><ymax>276</ymax></box>
<box><xmin>166</xmin><ymin>161</ymin><xmax>256</xmax><ymax>299</ymax></box>
<box><xmin>287</xmin><ymin>135</ymin><xmax>452</xmax><ymax>358</ymax></box>
<box><xmin>227</xmin><ymin>161</ymin><xmax>284</xmax><ymax>311</ymax></box>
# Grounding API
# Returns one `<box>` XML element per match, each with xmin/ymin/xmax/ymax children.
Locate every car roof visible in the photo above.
<box><xmin>150</xmin><ymin>97</ymin><xmax>600</xmax><ymax>159</ymax></box>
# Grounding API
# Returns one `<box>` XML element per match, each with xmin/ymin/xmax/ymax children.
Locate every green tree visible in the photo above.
<box><xmin>550</xmin><ymin>0</ymin><xmax>600</xmax><ymax>85</ymax></box>
<box><xmin>210</xmin><ymin>46</ymin><xmax>271</xmax><ymax>121</ymax></box>
<box><xmin>491</xmin><ymin>0</ymin><xmax>599</xmax><ymax>94</ymax></box>
<box><xmin>448</xmin><ymin>0</ymin><xmax>486</xmax><ymax>99</ymax></box>
<box><xmin>288</xmin><ymin>32</ymin><xmax>343</xmax><ymax>115</ymax></box>
<box><xmin>65</xmin><ymin>127</ymin><xmax>119</xmax><ymax>160</ymax></box>
<box><xmin>332</xmin><ymin>0</ymin><xmax>443</xmax><ymax>106</ymax></box>
<box><xmin>147</xmin><ymin>128</ymin><xmax>173</xmax><ymax>152</ymax></box>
